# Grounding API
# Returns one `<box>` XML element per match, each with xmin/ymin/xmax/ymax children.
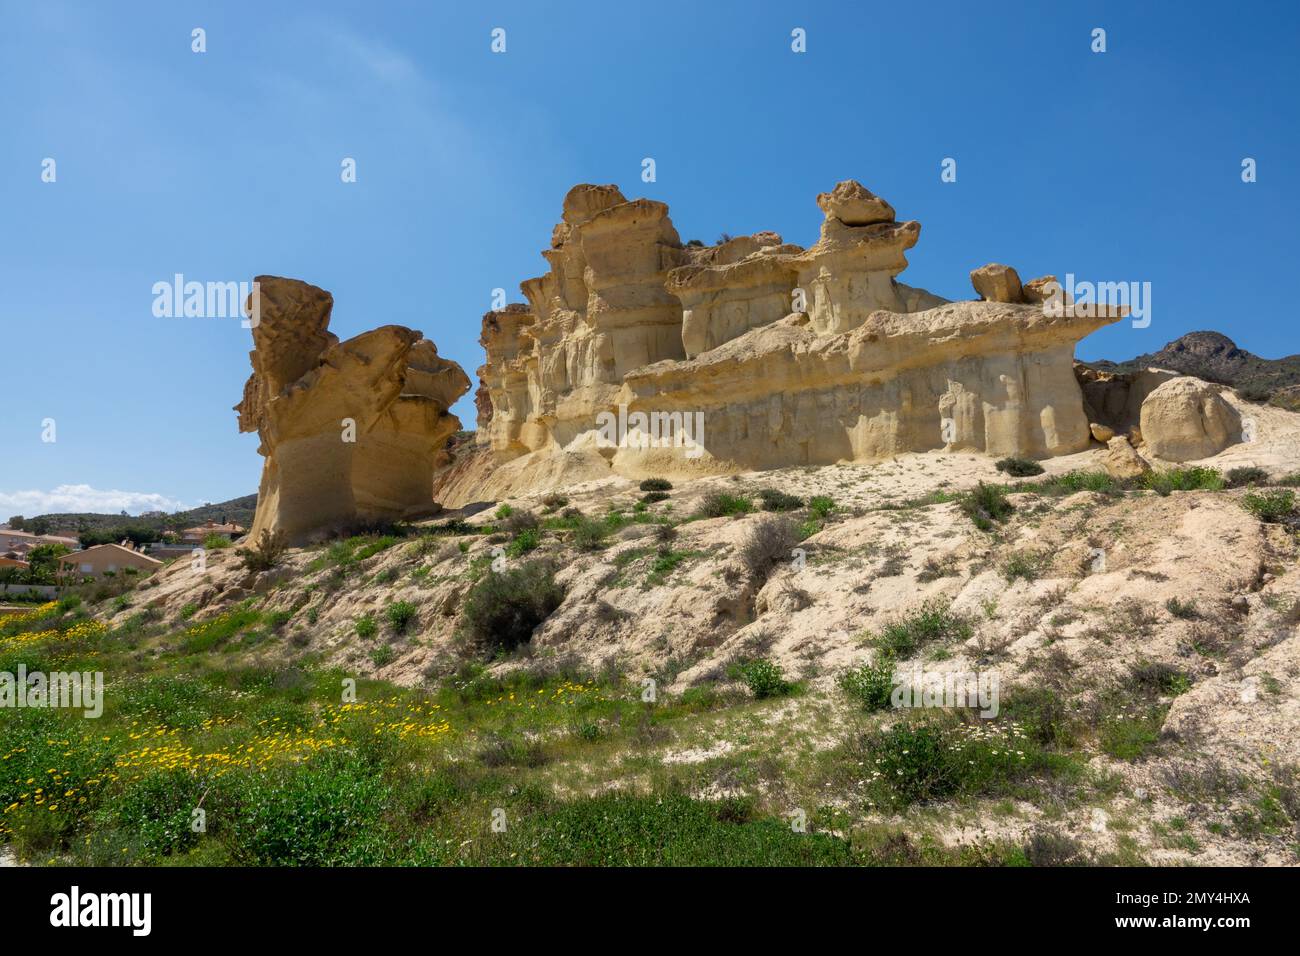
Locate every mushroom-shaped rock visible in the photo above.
<box><xmin>235</xmin><ymin>276</ymin><xmax>470</xmax><ymax>543</ymax></box>
<box><xmin>1139</xmin><ymin>377</ymin><xmax>1242</xmax><ymax>462</ymax></box>
<box><xmin>970</xmin><ymin>263</ymin><xmax>1024</xmax><ymax>304</ymax></box>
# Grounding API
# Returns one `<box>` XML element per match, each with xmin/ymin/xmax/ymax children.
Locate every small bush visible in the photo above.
<box><xmin>1000</xmin><ymin>549</ymin><xmax>1050</xmax><ymax>583</ymax></box>
<box><xmin>1024</xmin><ymin>828</ymin><xmax>1088</xmax><ymax>866</ymax></box>
<box><xmin>738</xmin><ymin>515</ymin><xmax>799</xmax><ymax>584</ymax></box>
<box><xmin>996</xmin><ymin>457</ymin><xmax>1045</xmax><ymax>478</ymax></box>
<box><xmin>640</xmin><ymin>491</ymin><xmax>670</xmax><ymax>504</ymax></box>
<box><xmin>494</xmin><ymin>504</ymin><xmax>514</xmax><ymax>520</ymax></box>
<box><xmin>1142</xmin><ymin>467</ymin><xmax>1225</xmax><ymax>495</ymax></box>
<box><xmin>960</xmin><ymin>482</ymin><xmax>1013</xmax><ymax>531</ymax></box>
<box><xmin>839</xmin><ymin>659</ymin><xmax>895</xmax><ymax>711</ymax></box>
<box><xmin>639</xmin><ymin>478</ymin><xmax>673</xmax><ymax>492</ymax></box>
<box><xmin>507</xmin><ymin>528</ymin><xmax>542</xmax><ymax>557</ymax></box>
<box><xmin>1226</xmin><ymin>466</ymin><xmax>1269</xmax><ymax>488</ymax></box>
<box><xmin>369</xmin><ymin>645</ymin><xmax>395</xmax><ymax>667</ymax></box>
<box><xmin>734</xmin><ymin>658</ymin><xmax>792</xmax><ymax>699</ymax></box>
<box><xmin>1165</xmin><ymin>597</ymin><xmax>1200</xmax><ymax>620</ymax></box>
<box><xmin>807</xmin><ymin>496</ymin><xmax>835</xmax><ymax>520</ymax></box>
<box><xmin>355</xmin><ymin>615</ymin><xmax>377</xmax><ymax>639</ymax></box>
<box><xmin>757</xmin><ymin>488</ymin><xmax>804</xmax><ymax>512</ymax></box>
<box><xmin>386</xmin><ymin>601</ymin><xmax>417</xmax><ymax>633</ymax></box>
<box><xmin>540</xmin><ymin>494</ymin><xmax>569</xmax><ymax>513</ymax></box>
<box><xmin>237</xmin><ymin>529</ymin><xmax>289</xmax><ymax>573</ymax></box>
<box><xmin>571</xmin><ymin>516</ymin><xmax>611</xmax><ymax>551</ymax></box>
<box><xmin>459</xmin><ymin>559</ymin><xmax>565</xmax><ymax>653</ymax></box>
<box><xmin>203</xmin><ymin>533</ymin><xmax>233</xmax><ymax>550</ymax></box>
<box><xmin>874</xmin><ymin>599</ymin><xmax>973</xmax><ymax>658</ymax></box>
<box><xmin>1241</xmin><ymin>488</ymin><xmax>1296</xmax><ymax>523</ymax></box>
<box><xmin>696</xmin><ymin>492</ymin><xmax>753</xmax><ymax>518</ymax></box>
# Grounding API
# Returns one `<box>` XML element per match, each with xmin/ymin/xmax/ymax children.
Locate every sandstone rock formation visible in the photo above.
<box><xmin>1102</xmin><ymin>435</ymin><xmax>1151</xmax><ymax>479</ymax></box>
<box><xmin>1139</xmin><ymin>376</ymin><xmax>1242</xmax><ymax>462</ymax></box>
<box><xmin>1075</xmin><ymin>363</ymin><xmax>1179</xmax><ymax>436</ymax></box>
<box><xmin>457</xmin><ymin>180</ymin><xmax>1131</xmax><ymax>502</ymax></box>
<box><xmin>237</xmin><ymin>276</ymin><xmax>470</xmax><ymax>543</ymax></box>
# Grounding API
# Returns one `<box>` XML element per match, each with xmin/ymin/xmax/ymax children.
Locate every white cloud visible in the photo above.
<box><xmin>0</xmin><ymin>484</ymin><xmax>189</xmax><ymax>517</ymax></box>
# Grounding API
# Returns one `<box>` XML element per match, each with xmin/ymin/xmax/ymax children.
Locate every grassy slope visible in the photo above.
<box><xmin>3</xmin><ymin>468</ymin><xmax>1298</xmax><ymax>866</ymax></box>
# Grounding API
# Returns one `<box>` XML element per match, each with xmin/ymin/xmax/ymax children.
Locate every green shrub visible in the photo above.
<box><xmin>640</xmin><ymin>491</ymin><xmax>670</xmax><ymax>504</ymax></box>
<box><xmin>237</xmin><ymin>529</ymin><xmax>288</xmax><ymax>572</ymax></box>
<box><xmin>178</xmin><ymin>602</ymin><xmax>198</xmax><ymax>620</ymax></box>
<box><xmin>734</xmin><ymin>658</ymin><xmax>792</xmax><ymax>699</ymax></box>
<box><xmin>757</xmin><ymin>488</ymin><xmax>804</xmax><ymax>512</ymax></box>
<box><xmin>1241</xmin><ymin>488</ymin><xmax>1296</xmax><ymax>523</ymax></box>
<box><xmin>459</xmin><ymin>559</ymin><xmax>565</xmax><ymax>653</ymax></box>
<box><xmin>1164</xmin><ymin>597</ymin><xmax>1200</xmax><ymax>620</ymax></box>
<box><xmin>1000</xmin><ymin>549</ymin><xmax>1050</xmax><ymax>583</ymax></box>
<box><xmin>695</xmin><ymin>492</ymin><xmax>753</xmax><ymax>518</ymax></box>
<box><xmin>807</xmin><ymin>495</ymin><xmax>835</xmax><ymax>520</ymax></box>
<box><xmin>996</xmin><ymin>457</ymin><xmax>1045</xmax><ymax>478</ymax></box>
<box><xmin>369</xmin><ymin>645</ymin><xmax>395</xmax><ymax>667</ymax></box>
<box><xmin>1029</xmin><ymin>470</ymin><xmax>1121</xmax><ymax>496</ymax></box>
<box><xmin>571</xmin><ymin>516</ymin><xmax>611</xmax><ymax>551</ymax></box>
<box><xmin>639</xmin><ymin>478</ymin><xmax>673</xmax><ymax>492</ymax></box>
<box><xmin>386</xmin><ymin>601</ymin><xmax>417</xmax><ymax>633</ymax></box>
<box><xmin>203</xmin><ymin>533</ymin><xmax>233</xmax><ymax>550</ymax></box>
<box><xmin>507</xmin><ymin>527</ymin><xmax>542</xmax><ymax>557</ymax></box>
<box><xmin>355</xmin><ymin>615</ymin><xmax>377</xmax><ymax>639</ymax></box>
<box><xmin>867</xmin><ymin>721</ymin><xmax>957</xmax><ymax>804</ymax></box>
<box><xmin>1142</xmin><ymin>467</ymin><xmax>1225</xmax><ymax>495</ymax></box>
<box><xmin>873</xmin><ymin>599</ymin><xmax>973</xmax><ymax>658</ymax></box>
<box><xmin>960</xmin><ymin>482</ymin><xmax>1013</xmax><ymax>531</ymax></box>
<box><xmin>1226</xmin><ymin>466</ymin><xmax>1269</xmax><ymax>488</ymax></box>
<box><xmin>494</xmin><ymin>504</ymin><xmax>514</xmax><ymax>520</ymax></box>
<box><xmin>838</xmin><ymin>659</ymin><xmax>895</xmax><ymax>711</ymax></box>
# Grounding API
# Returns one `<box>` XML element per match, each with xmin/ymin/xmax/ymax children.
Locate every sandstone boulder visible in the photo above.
<box><xmin>1139</xmin><ymin>377</ymin><xmax>1242</xmax><ymax>462</ymax></box>
<box><xmin>1090</xmin><ymin>423</ymin><xmax>1115</xmax><ymax>443</ymax></box>
<box><xmin>1102</xmin><ymin>435</ymin><xmax>1151</xmax><ymax>479</ymax></box>
<box><xmin>970</xmin><ymin>263</ymin><xmax>1024</xmax><ymax>303</ymax></box>
<box><xmin>235</xmin><ymin>276</ymin><xmax>470</xmax><ymax>543</ymax></box>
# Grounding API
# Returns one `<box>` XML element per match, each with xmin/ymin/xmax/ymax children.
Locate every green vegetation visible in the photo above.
<box><xmin>386</xmin><ymin>601</ymin><xmax>418</xmax><ymax>634</ymax></box>
<box><xmin>638</xmin><ymin>478</ymin><xmax>672</xmax><ymax>492</ymax></box>
<box><xmin>872</xmin><ymin>599</ymin><xmax>973</xmax><ymax>658</ymax></box>
<box><xmin>838</xmin><ymin>659</ymin><xmax>894</xmax><ymax>711</ymax></box>
<box><xmin>695</xmin><ymin>492</ymin><xmax>753</xmax><ymax>518</ymax></box>
<box><xmin>757</xmin><ymin>488</ymin><xmax>804</xmax><ymax>512</ymax></box>
<box><xmin>733</xmin><ymin>658</ymin><xmax>793</xmax><ymax>699</ymax></box>
<box><xmin>1142</xmin><ymin>466</ymin><xmax>1225</xmax><ymax>495</ymax></box>
<box><xmin>355</xmin><ymin>615</ymin><xmax>378</xmax><ymax>639</ymax></box>
<box><xmin>1225</xmin><ymin>466</ymin><xmax>1269</xmax><ymax>488</ymax></box>
<box><xmin>1241</xmin><ymin>488</ymin><xmax>1296</xmax><ymax>523</ymax></box>
<box><xmin>458</xmin><ymin>560</ymin><xmax>565</xmax><ymax>653</ymax></box>
<box><xmin>995</xmin><ymin>457</ymin><xmax>1045</xmax><ymax>477</ymax></box>
<box><xmin>959</xmin><ymin>482</ymin><xmax>1013</xmax><ymax>531</ymax></box>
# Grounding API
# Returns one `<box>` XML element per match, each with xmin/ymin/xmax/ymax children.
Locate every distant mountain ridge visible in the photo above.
<box><xmin>1087</xmin><ymin>331</ymin><xmax>1300</xmax><ymax>405</ymax></box>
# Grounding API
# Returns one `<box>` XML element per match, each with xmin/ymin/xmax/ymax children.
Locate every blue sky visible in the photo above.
<box><xmin>3</xmin><ymin>0</ymin><xmax>1297</xmax><ymax>515</ymax></box>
